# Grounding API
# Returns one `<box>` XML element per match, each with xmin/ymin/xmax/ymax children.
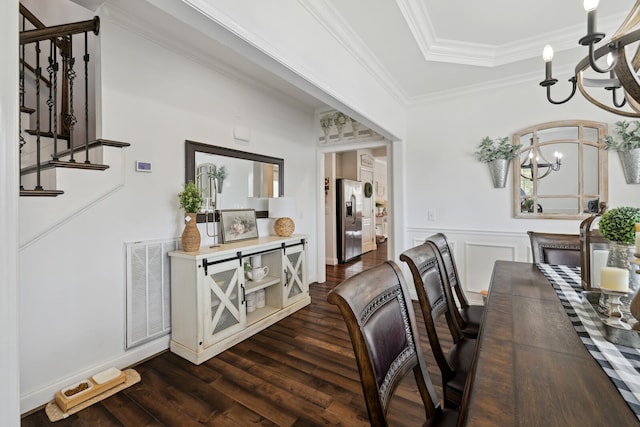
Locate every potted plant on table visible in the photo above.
<box><xmin>178</xmin><ymin>181</ymin><xmax>203</xmax><ymax>252</ymax></box>
<box><xmin>604</xmin><ymin>120</ymin><xmax>640</xmax><ymax>184</ymax></box>
<box><xmin>599</xmin><ymin>205</ymin><xmax>640</xmax><ymax>319</ymax></box>
<box><xmin>598</xmin><ymin>205</ymin><xmax>640</xmax><ymax>293</ymax></box>
<box><xmin>599</xmin><ymin>206</ymin><xmax>640</xmax><ymax>250</ymax></box>
<box><xmin>475</xmin><ymin>136</ymin><xmax>522</xmax><ymax>188</ymax></box>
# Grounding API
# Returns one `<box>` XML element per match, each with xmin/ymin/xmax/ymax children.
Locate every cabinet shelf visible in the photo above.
<box><xmin>245</xmin><ymin>276</ymin><xmax>280</xmax><ymax>294</ymax></box>
<box><xmin>246</xmin><ymin>305</ymin><xmax>280</xmax><ymax>325</ymax></box>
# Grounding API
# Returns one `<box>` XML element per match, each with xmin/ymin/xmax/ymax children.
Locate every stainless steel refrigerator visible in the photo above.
<box><xmin>336</xmin><ymin>178</ymin><xmax>363</xmax><ymax>263</ymax></box>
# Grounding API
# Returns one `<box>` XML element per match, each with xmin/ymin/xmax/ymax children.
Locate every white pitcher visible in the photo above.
<box><xmin>246</xmin><ymin>266</ymin><xmax>269</xmax><ymax>281</ymax></box>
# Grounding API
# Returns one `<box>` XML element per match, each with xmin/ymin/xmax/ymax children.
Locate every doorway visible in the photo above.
<box><xmin>320</xmin><ymin>142</ymin><xmax>391</xmax><ymax>271</ymax></box>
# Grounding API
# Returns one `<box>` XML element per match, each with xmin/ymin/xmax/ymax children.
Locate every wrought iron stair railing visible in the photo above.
<box><xmin>18</xmin><ymin>3</ymin><xmax>128</xmax><ymax>197</ymax></box>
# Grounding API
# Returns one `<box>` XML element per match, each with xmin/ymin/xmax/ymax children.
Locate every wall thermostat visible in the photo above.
<box><xmin>135</xmin><ymin>161</ymin><xmax>152</xmax><ymax>172</ymax></box>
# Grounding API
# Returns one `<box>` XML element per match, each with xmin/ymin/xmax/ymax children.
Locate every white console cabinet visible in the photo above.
<box><xmin>169</xmin><ymin>235</ymin><xmax>310</xmax><ymax>364</ymax></box>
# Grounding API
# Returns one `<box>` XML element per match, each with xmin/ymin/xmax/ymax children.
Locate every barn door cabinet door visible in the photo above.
<box><xmin>283</xmin><ymin>242</ymin><xmax>308</xmax><ymax>307</ymax></box>
<box><xmin>201</xmin><ymin>258</ymin><xmax>245</xmax><ymax>347</ymax></box>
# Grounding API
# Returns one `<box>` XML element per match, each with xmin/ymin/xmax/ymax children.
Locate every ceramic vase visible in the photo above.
<box><xmin>336</xmin><ymin>122</ymin><xmax>345</xmax><ymax>140</ymax></box>
<box><xmin>322</xmin><ymin>126</ymin><xmax>331</xmax><ymax>143</ymax></box>
<box><xmin>350</xmin><ymin>119</ymin><xmax>359</xmax><ymax>139</ymax></box>
<box><xmin>182</xmin><ymin>213</ymin><xmax>201</xmax><ymax>252</ymax></box>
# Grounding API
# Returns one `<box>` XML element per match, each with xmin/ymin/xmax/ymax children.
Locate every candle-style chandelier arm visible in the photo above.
<box><xmin>577</xmin><ymin>74</ymin><xmax>639</xmax><ymax>117</ymax></box>
<box><xmin>578</xmin><ymin>4</ymin><xmax>617</xmax><ymax>73</ymax></box>
<box><xmin>541</xmin><ymin>75</ymin><xmax>577</xmax><ymax>105</ymax></box>
<box><xmin>586</xmin><ymin>42</ymin><xmax>617</xmax><ymax>73</ymax></box>
<box><xmin>611</xmin><ymin>86</ymin><xmax>627</xmax><ymax>108</ymax></box>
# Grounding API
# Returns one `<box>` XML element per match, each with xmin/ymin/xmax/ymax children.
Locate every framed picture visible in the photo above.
<box><xmin>220</xmin><ymin>209</ymin><xmax>259</xmax><ymax>243</ymax></box>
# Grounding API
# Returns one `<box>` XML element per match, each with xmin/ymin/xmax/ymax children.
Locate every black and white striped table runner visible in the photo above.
<box><xmin>537</xmin><ymin>263</ymin><xmax>640</xmax><ymax>421</ymax></box>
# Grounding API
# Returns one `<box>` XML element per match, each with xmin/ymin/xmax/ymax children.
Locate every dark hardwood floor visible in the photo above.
<box><xmin>22</xmin><ymin>241</ymin><xmax>453</xmax><ymax>426</ymax></box>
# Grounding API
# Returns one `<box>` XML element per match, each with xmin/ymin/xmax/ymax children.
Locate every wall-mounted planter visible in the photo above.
<box><xmin>488</xmin><ymin>159</ymin><xmax>510</xmax><ymax>188</ymax></box>
<box><xmin>618</xmin><ymin>148</ymin><xmax>640</xmax><ymax>184</ymax></box>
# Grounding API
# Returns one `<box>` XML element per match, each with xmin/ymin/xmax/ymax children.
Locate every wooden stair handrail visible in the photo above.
<box><xmin>19</xmin><ymin>3</ymin><xmax>47</xmax><ymax>30</ymax></box>
<box><xmin>20</xmin><ymin>17</ymin><xmax>99</xmax><ymax>45</ymax></box>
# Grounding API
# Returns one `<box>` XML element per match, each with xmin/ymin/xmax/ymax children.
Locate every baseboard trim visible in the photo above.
<box><xmin>20</xmin><ymin>336</ymin><xmax>169</xmax><ymax>415</ymax></box>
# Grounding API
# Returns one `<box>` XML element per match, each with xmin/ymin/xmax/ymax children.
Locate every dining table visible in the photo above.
<box><xmin>459</xmin><ymin>260</ymin><xmax>639</xmax><ymax>426</ymax></box>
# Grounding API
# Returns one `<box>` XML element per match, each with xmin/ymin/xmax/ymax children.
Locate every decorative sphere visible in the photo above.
<box><xmin>275</xmin><ymin>217</ymin><xmax>295</xmax><ymax>237</ymax></box>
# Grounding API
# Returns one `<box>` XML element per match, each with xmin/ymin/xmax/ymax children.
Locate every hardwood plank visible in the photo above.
<box><xmin>210</xmin><ymin>377</ymin><xmax>298</xmax><ymax>427</ymax></box>
<box><xmin>22</xmin><ymin>242</ymin><xmax>446</xmax><ymax>426</ymax></box>
<box><xmin>125</xmin><ymin>365</ymin><xmax>214</xmax><ymax>426</ymax></box>
<box><xmin>100</xmin><ymin>393</ymin><xmax>162</xmax><ymax>427</ymax></box>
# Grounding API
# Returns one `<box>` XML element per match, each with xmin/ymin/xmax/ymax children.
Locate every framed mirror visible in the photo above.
<box><xmin>512</xmin><ymin>120</ymin><xmax>608</xmax><ymax>219</ymax></box>
<box><xmin>185</xmin><ymin>140</ymin><xmax>284</xmax><ymax>222</ymax></box>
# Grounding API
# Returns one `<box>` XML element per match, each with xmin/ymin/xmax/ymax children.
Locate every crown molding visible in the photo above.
<box><xmin>407</xmin><ymin>62</ymin><xmax>576</xmax><ymax>106</ymax></box>
<box><xmin>396</xmin><ymin>0</ymin><xmax>628</xmax><ymax>67</ymax></box>
<box><xmin>298</xmin><ymin>0</ymin><xmax>408</xmax><ymax>105</ymax></box>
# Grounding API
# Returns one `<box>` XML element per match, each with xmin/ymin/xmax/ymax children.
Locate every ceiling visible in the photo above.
<box><xmin>322</xmin><ymin>0</ymin><xmax>634</xmax><ymax>104</ymax></box>
<box><xmin>72</xmin><ymin>0</ymin><xmax>635</xmax><ymax>111</ymax></box>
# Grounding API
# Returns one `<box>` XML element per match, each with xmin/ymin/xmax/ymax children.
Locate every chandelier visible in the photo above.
<box><xmin>520</xmin><ymin>139</ymin><xmax>563</xmax><ymax>181</ymax></box>
<box><xmin>540</xmin><ymin>0</ymin><xmax>640</xmax><ymax>117</ymax></box>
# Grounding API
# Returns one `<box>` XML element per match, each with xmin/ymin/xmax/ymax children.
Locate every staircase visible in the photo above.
<box><xmin>18</xmin><ymin>3</ymin><xmax>130</xmax><ymax>198</ymax></box>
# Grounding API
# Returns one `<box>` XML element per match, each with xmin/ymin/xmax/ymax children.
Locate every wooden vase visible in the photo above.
<box><xmin>181</xmin><ymin>213</ymin><xmax>201</xmax><ymax>252</ymax></box>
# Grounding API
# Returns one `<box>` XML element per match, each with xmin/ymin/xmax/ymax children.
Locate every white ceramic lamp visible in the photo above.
<box><xmin>269</xmin><ymin>197</ymin><xmax>295</xmax><ymax>237</ymax></box>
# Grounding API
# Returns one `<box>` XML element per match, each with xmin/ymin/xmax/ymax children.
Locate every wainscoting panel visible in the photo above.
<box><xmin>125</xmin><ymin>238</ymin><xmax>178</xmax><ymax>349</ymax></box>
<box><xmin>464</xmin><ymin>242</ymin><xmax>517</xmax><ymax>293</ymax></box>
<box><xmin>405</xmin><ymin>227</ymin><xmax>532</xmax><ymax>304</ymax></box>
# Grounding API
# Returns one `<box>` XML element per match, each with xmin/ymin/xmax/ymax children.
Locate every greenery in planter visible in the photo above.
<box><xmin>603</xmin><ymin>120</ymin><xmax>640</xmax><ymax>152</ymax></box>
<box><xmin>178</xmin><ymin>181</ymin><xmax>203</xmax><ymax>213</ymax></box>
<box><xmin>474</xmin><ymin>136</ymin><xmax>522</xmax><ymax>162</ymax></box>
<box><xmin>598</xmin><ymin>206</ymin><xmax>640</xmax><ymax>244</ymax></box>
<box><xmin>207</xmin><ymin>165</ymin><xmax>228</xmax><ymax>181</ymax></box>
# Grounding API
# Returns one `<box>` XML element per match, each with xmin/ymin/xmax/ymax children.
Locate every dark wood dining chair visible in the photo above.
<box><xmin>400</xmin><ymin>243</ymin><xmax>476</xmax><ymax>409</ymax></box>
<box><xmin>424</xmin><ymin>233</ymin><xmax>484</xmax><ymax>339</ymax></box>
<box><xmin>527</xmin><ymin>231</ymin><xmax>581</xmax><ymax>266</ymax></box>
<box><xmin>327</xmin><ymin>261</ymin><xmax>459</xmax><ymax>427</ymax></box>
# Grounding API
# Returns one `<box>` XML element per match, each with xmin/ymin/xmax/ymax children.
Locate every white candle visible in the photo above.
<box><xmin>635</xmin><ymin>223</ymin><xmax>640</xmax><ymax>255</ymax></box>
<box><xmin>600</xmin><ymin>267</ymin><xmax>630</xmax><ymax>292</ymax></box>
<box><xmin>592</xmin><ymin>250</ymin><xmax>609</xmax><ymax>288</ymax></box>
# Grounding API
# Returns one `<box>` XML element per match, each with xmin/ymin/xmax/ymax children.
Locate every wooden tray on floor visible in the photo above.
<box><xmin>45</xmin><ymin>368</ymin><xmax>140</xmax><ymax>422</ymax></box>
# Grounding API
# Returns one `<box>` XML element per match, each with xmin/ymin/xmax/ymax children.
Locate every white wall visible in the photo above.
<box><xmin>1</xmin><ymin>0</ymin><xmax>20</xmax><ymax>425</ymax></box>
<box><xmin>169</xmin><ymin>0</ymin><xmax>407</xmax><ymax>141</ymax></box>
<box><xmin>18</xmin><ymin>12</ymin><xmax>318</xmax><ymax>412</ymax></box>
<box><xmin>400</xmin><ymin>81</ymin><xmax>639</xmax><ymax>296</ymax></box>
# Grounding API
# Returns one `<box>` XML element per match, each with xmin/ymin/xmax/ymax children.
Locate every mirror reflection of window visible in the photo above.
<box><xmin>195</xmin><ymin>152</ymin><xmax>281</xmax><ymax>212</ymax></box>
<box><xmin>196</xmin><ymin>163</ymin><xmax>216</xmax><ymax>211</ymax></box>
<box><xmin>513</xmin><ymin>121</ymin><xmax>608</xmax><ymax>219</ymax></box>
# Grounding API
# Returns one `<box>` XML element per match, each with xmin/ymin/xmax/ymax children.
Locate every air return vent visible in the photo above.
<box><xmin>125</xmin><ymin>238</ymin><xmax>178</xmax><ymax>349</ymax></box>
